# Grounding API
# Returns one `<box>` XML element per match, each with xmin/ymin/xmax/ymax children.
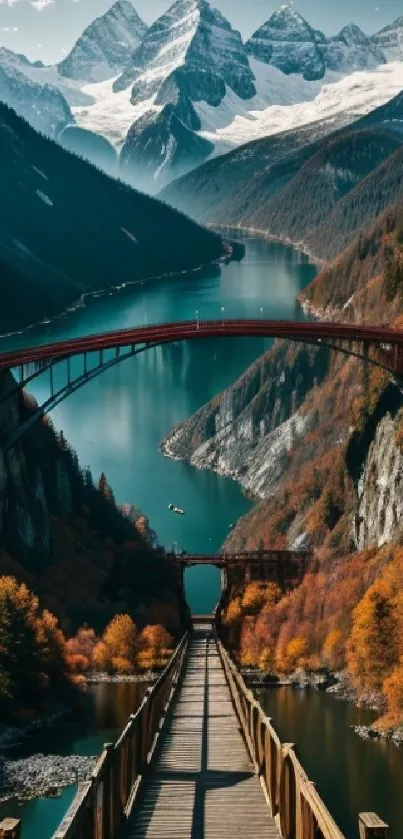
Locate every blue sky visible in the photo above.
<box><xmin>0</xmin><ymin>0</ymin><xmax>401</xmax><ymax>64</ymax></box>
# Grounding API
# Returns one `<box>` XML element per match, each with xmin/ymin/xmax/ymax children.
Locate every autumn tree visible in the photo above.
<box><xmin>280</xmin><ymin>636</ymin><xmax>308</xmax><ymax>672</ymax></box>
<box><xmin>347</xmin><ymin>581</ymin><xmax>399</xmax><ymax>693</ymax></box>
<box><xmin>0</xmin><ymin>577</ymin><xmax>74</xmax><ymax>717</ymax></box>
<box><xmin>380</xmin><ymin>661</ymin><xmax>403</xmax><ymax>727</ymax></box>
<box><xmin>138</xmin><ymin>625</ymin><xmax>173</xmax><ymax>670</ymax></box>
<box><xmin>93</xmin><ymin>614</ymin><xmax>137</xmax><ymax>673</ymax></box>
<box><xmin>66</xmin><ymin>626</ymin><xmax>97</xmax><ymax>673</ymax></box>
<box><xmin>322</xmin><ymin>628</ymin><xmax>345</xmax><ymax>671</ymax></box>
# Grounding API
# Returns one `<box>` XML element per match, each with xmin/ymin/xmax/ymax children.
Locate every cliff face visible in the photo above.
<box><xmin>0</xmin><ymin>371</ymin><xmax>184</xmax><ymax>633</ymax></box>
<box><xmin>162</xmin><ymin>342</ymin><xmax>329</xmax><ymax>498</ymax></box>
<box><xmin>355</xmin><ymin>412</ymin><xmax>403</xmax><ymax>550</ymax></box>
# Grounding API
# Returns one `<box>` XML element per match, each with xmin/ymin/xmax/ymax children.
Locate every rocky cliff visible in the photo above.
<box><xmin>355</xmin><ymin>412</ymin><xmax>403</xmax><ymax>550</ymax></box>
<box><xmin>162</xmin><ymin>341</ymin><xmax>330</xmax><ymax>499</ymax></box>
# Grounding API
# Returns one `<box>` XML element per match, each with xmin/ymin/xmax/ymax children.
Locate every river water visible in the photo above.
<box><xmin>0</xmin><ymin>237</ymin><xmax>402</xmax><ymax>838</ymax></box>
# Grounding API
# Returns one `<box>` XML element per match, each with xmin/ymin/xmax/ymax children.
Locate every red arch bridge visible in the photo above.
<box><xmin>0</xmin><ymin>318</ymin><xmax>402</xmax><ymax>449</ymax></box>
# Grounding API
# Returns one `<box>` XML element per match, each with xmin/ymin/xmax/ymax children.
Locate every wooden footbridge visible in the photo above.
<box><xmin>0</xmin><ymin>618</ymin><xmax>387</xmax><ymax>839</ymax></box>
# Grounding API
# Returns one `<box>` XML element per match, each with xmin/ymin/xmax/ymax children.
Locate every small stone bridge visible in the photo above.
<box><xmin>2</xmin><ymin>619</ymin><xmax>389</xmax><ymax>839</ymax></box>
<box><xmin>169</xmin><ymin>549</ymin><xmax>311</xmax><ymax>592</ymax></box>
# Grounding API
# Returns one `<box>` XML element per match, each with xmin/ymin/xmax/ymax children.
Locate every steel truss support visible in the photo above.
<box><xmin>4</xmin><ymin>342</ymin><xmax>160</xmax><ymax>451</ymax></box>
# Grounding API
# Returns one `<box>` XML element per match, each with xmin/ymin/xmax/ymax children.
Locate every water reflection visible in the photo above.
<box><xmin>0</xmin><ymin>682</ymin><xmax>147</xmax><ymax>839</ymax></box>
<box><xmin>259</xmin><ymin>687</ymin><xmax>403</xmax><ymax>839</ymax></box>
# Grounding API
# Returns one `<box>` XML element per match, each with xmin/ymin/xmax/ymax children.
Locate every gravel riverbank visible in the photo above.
<box><xmin>0</xmin><ymin>754</ymin><xmax>97</xmax><ymax>803</ymax></box>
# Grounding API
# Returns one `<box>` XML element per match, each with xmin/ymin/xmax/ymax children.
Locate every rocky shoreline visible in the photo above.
<box><xmin>0</xmin><ymin>754</ymin><xmax>97</xmax><ymax>803</ymax></box>
<box><xmin>244</xmin><ymin>667</ymin><xmax>403</xmax><ymax>746</ymax></box>
<box><xmin>85</xmin><ymin>671</ymin><xmax>156</xmax><ymax>684</ymax></box>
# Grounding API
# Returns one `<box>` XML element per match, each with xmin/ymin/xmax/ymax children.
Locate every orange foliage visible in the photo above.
<box><xmin>280</xmin><ymin>637</ymin><xmax>308</xmax><ymax>673</ymax></box>
<box><xmin>92</xmin><ymin>614</ymin><xmax>137</xmax><ymax>674</ymax></box>
<box><xmin>138</xmin><ymin>624</ymin><xmax>173</xmax><ymax>670</ymax></box>
<box><xmin>66</xmin><ymin>626</ymin><xmax>96</xmax><ymax>672</ymax></box>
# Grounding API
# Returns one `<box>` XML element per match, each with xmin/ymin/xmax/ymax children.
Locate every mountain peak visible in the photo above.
<box><xmin>114</xmin><ymin>0</ymin><xmax>255</xmax><ymax>103</ymax></box>
<box><xmin>58</xmin><ymin>0</ymin><xmax>148</xmax><ymax>83</ymax></box>
<box><xmin>371</xmin><ymin>15</ymin><xmax>403</xmax><ymax>61</ymax></box>
<box><xmin>260</xmin><ymin>4</ymin><xmax>326</xmax><ymax>42</ymax></box>
<box><xmin>246</xmin><ymin>5</ymin><xmax>327</xmax><ymax>80</ymax></box>
<box><xmin>334</xmin><ymin>24</ymin><xmax>370</xmax><ymax>47</ymax></box>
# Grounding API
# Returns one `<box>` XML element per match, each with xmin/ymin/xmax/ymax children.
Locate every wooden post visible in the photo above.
<box><xmin>359</xmin><ymin>813</ymin><xmax>388</xmax><ymax>839</ymax></box>
<box><xmin>0</xmin><ymin>819</ymin><xmax>21</xmax><ymax>839</ymax></box>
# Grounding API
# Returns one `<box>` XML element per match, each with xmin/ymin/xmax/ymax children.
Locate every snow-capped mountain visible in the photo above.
<box><xmin>112</xmin><ymin>0</ymin><xmax>256</xmax><ymax>188</ymax></box>
<box><xmin>114</xmin><ymin>0</ymin><xmax>255</xmax><ymax>108</ymax></box>
<box><xmin>58</xmin><ymin>0</ymin><xmax>148</xmax><ymax>83</ymax></box>
<box><xmin>246</xmin><ymin>6</ymin><xmax>328</xmax><ymax>81</ymax></box>
<box><xmin>246</xmin><ymin>7</ymin><xmax>385</xmax><ymax>80</ymax></box>
<box><xmin>0</xmin><ymin>48</ymin><xmax>73</xmax><ymax>137</ymax></box>
<box><xmin>371</xmin><ymin>16</ymin><xmax>403</xmax><ymax>62</ymax></box>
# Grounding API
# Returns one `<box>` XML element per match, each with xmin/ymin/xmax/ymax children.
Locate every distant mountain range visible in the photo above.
<box><xmin>0</xmin><ymin>0</ymin><xmax>402</xmax><ymax>188</ymax></box>
<box><xmin>0</xmin><ymin>103</ymin><xmax>224</xmax><ymax>334</ymax></box>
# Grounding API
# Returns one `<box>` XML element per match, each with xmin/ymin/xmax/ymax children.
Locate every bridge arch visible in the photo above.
<box><xmin>1</xmin><ymin>318</ymin><xmax>402</xmax><ymax>448</ymax></box>
<box><xmin>184</xmin><ymin>563</ymin><xmax>222</xmax><ymax>616</ymax></box>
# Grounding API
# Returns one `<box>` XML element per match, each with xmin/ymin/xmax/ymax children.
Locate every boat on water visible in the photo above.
<box><xmin>168</xmin><ymin>503</ymin><xmax>186</xmax><ymax>516</ymax></box>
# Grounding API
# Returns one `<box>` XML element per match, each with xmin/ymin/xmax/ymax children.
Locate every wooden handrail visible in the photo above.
<box><xmin>215</xmin><ymin>630</ymin><xmax>346</xmax><ymax>839</ymax></box>
<box><xmin>214</xmin><ymin>603</ymin><xmax>388</xmax><ymax>839</ymax></box>
<box><xmin>52</xmin><ymin>631</ymin><xmax>189</xmax><ymax>839</ymax></box>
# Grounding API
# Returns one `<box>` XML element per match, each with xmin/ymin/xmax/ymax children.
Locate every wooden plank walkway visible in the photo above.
<box><xmin>127</xmin><ymin>623</ymin><xmax>280</xmax><ymax>839</ymax></box>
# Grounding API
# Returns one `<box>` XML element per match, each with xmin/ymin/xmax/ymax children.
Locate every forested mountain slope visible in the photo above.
<box><xmin>0</xmin><ymin>103</ymin><xmax>224</xmax><ymax>333</ymax></box>
<box><xmin>161</xmin><ymin>90</ymin><xmax>403</xmax><ymax>259</ymax></box>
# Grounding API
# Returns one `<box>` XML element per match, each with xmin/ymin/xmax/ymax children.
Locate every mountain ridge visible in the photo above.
<box><xmin>58</xmin><ymin>0</ymin><xmax>148</xmax><ymax>83</ymax></box>
<box><xmin>0</xmin><ymin>102</ymin><xmax>225</xmax><ymax>334</ymax></box>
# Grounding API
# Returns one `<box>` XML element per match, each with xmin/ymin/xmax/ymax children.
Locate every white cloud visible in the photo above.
<box><xmin>0</xmin><ymin>0</ymin><xmax>20</xmax><ymax>7</ymax></box>
<box><xmin>2</xmin><ymin>25</ymin><xmax>19</xmax><ymax>31</ymax></box>
<box><xmin>30</xmin><ymin>0</ymin><xmax>54</xmax><ymax>10</ymax></box>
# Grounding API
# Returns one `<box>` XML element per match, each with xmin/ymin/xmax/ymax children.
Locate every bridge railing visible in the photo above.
<box><xmin>52</xmin><ymin>632</ymin><xmax>189</xmax><ymax>839</ymax></box>
<box><xmin>216</xmin><ymin>631</ymin><xmax>347</xmax><ymax>839</ymax></box>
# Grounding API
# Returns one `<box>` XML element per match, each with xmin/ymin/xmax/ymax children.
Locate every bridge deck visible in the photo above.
<box><xmin>127</xmin><ymin>625</ymin><xmax>279</xmax><ymax>839</ymax></box>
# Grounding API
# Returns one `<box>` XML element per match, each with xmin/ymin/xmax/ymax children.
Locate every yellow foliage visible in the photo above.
<box><xmin>281</xmin><ymin>637</ymin><xmax>308</xmax><ymax>672</ymax></box>
<box><xmin>347</xmin><ymin>580</ymin><xmax>398</xmax><ymax>692</ymax></box>
<box><xmin>223</xmin><ymin>598</ymin><xmax>242</xmax><ymax>625</ymax></box>
<box><xmin>258</xmin><ymin>647</ymin><xmax>274</xmax><ymax>672</ymax></box>
<box><xmin>322</xmin><ymin>629</ymin><xmax>345</xmax><ymax>670</ymax></box>
<box><xmin>239</xmin><ymin>651</ymin><xmax>258</xmax><ymax>668</ymax></box>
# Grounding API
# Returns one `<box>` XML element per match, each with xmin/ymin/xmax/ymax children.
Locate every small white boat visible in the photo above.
<box><xmin>168</xmin><ymin>503</ymin><xmax>186</xmax><ymax>516</ymax></box>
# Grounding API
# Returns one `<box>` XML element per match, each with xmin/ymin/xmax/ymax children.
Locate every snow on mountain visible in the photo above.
<box><xmin>198</xmin><ymin>62</ymin><xmax>403</xmax><ymax>152</ymax></box>
<box><xmin>246</xmin><ymin>6</ymin><xmax>386</xmax><ymax>79</ymax></box>
<box><xmin>58</xmin><ymin>0</ymin><xmax>148</xmax><ymax>83</ymax></box>
<box><xmin>0</xmin><ymin>48</ymin><xmax>73</xmax><ymax>137</ymax></box>
<box><xmin>0</xmin><ymin>47</ymin><xmax>94</xmax><ymax>107</ymax></box>
<box><xmin>72</xmin><ymin>77</ymin><xmax>159</xmax><ymax>147</ymax></box>
<box><xmin>110</xmin><ymin>0</ymin><xmax>256</xmax><ymax>188</ymax></box>
<box><xmin>371</xmin><ymin>16</ymin><xmax>403</xmax><ymax>62</ymax></box>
